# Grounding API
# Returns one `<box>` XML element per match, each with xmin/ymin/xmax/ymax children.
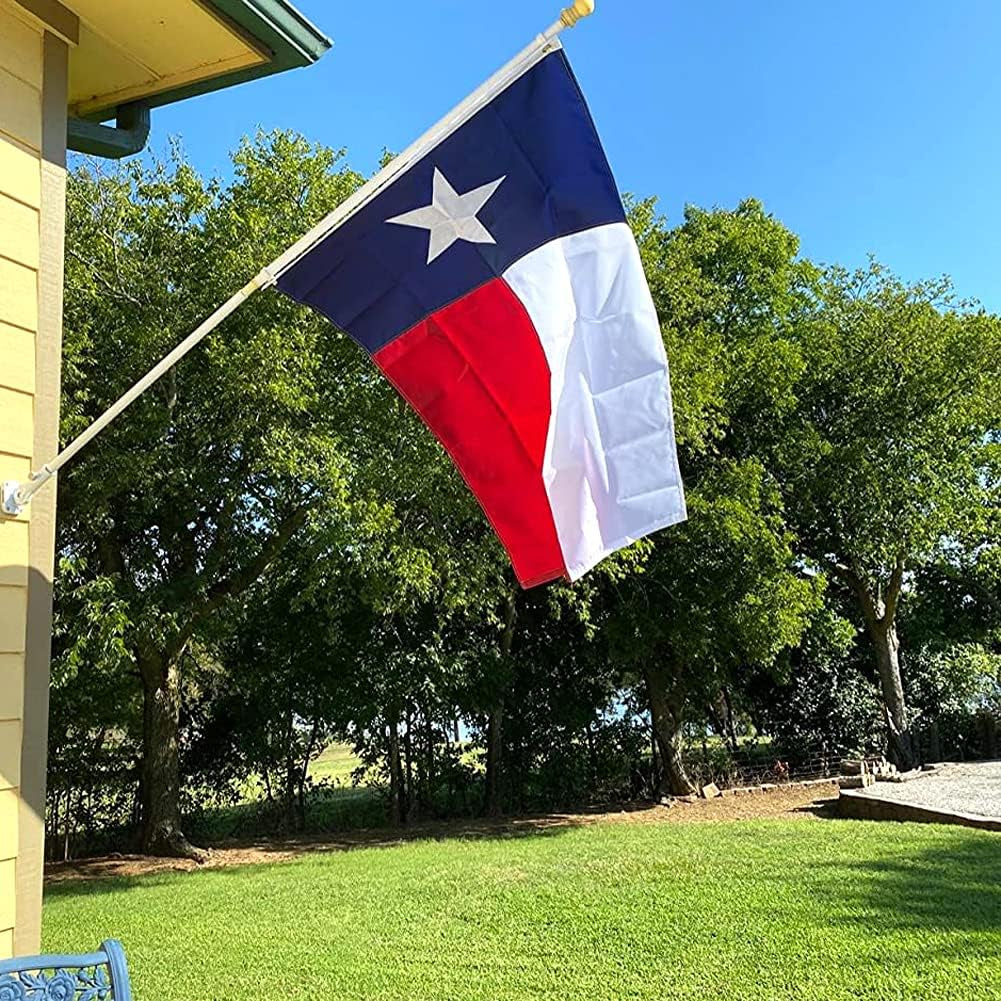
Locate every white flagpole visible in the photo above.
<box><xmin>2</xmin><ymin>1</ymin><xmax>595</xmax><ymax>517</ymax></box>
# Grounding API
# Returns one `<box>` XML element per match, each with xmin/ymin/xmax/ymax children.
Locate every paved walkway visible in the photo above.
<box><xmin>856</xmin><ymin>760</ymin><xmax>1001</xmax><ymax>820</ymax></box>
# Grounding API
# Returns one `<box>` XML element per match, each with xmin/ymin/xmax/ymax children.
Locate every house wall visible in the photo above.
<box><xmin>0</xmin><ymin>0</ymin><xmax>71</xmax><ymax>959</ymax></box>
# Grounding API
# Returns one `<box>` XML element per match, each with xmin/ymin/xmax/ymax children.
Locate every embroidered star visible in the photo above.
<box><xmin>387</xmin><ymin>167</ymin><xmax>506</xmax><ymax>264</ymax></box>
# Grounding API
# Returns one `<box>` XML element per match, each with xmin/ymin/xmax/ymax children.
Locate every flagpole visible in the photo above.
<box><xmin>1</xmin><ymin>1</ymin><xmax>595</xmax><ymax>517</ymax></box>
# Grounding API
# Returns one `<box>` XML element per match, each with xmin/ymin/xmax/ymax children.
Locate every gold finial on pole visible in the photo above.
<box><xmin>560</xmin><ymin>0</ymin><xmax>595</xmax><ymax>28</ymax></box>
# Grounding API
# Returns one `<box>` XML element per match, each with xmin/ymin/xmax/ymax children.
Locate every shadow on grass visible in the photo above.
<box><xmin>816</xmin><ymin>826</ymin><xmax>1001</xmax><ymax>937</ymax></box>
<box><xmin>44</xmin><ymin>812</ymin><xmax>587</xmax><ymax>899</ymax></box>
<box><xmin>184</xmin><ymin>785</ymin><xmax>386</xmax><ymax>844</ymax></box>
<box><xmin>212</xmin><ymin>811</ymin><xmax>593</xmax><ymax>859</ymax></box>
<box><xmin>790</xmin><ymin>797</ymin><xmax>842</xmax><ymax>820</ymax></box>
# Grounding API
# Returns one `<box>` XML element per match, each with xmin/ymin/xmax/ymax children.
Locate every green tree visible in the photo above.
<box><xmin>772</xmin><ymin>263</ymin><xmax>1001</xmax><ymax>767</ymax></box>
<box><xmin>609</xmin><ymin>460</ymin><xmax>822</xmax><ymax>795</ymax></box>
<box><xmin>48</xmin><ymin>558</ymin><xmax>141</xmax><ymax>856</ymax></box>
<box><xmin>59</xmin><ymin>133</ymin><xmax>372</xmax><ymax>857</ymax></box>
<box><xmin>182</xmin><ymin>541</ymin><xmax>380</xmax><ymax>833</ymax></box>
<box><xmin>610</xmin><ymin>200</ymin><xmax>822</xmax><ymax>795</ymax></box>
<box><xmin>749</xmin><ymin>607</ymin><xmax>877</xmax><ymax>761</ymax></box>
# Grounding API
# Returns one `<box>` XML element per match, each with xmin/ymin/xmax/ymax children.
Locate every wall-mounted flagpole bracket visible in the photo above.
<box><xmin>4</xmin><ymin>464</ymin><xmax>55</xmax><ymax>517</ymax></box>
<box><xmin>2</xmin><ymin>481</ymin><xmax>22</xmax><ymax>517</ymax></box>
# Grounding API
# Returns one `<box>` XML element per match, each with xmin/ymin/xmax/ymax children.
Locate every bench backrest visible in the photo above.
<box><xmin>0</xmin><ymin>939</ymin><xmax>132</xmax><ymax>1001</ymax></box>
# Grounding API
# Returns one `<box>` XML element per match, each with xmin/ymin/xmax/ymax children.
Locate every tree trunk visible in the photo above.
<box><xmin>869</xmin><ymin>620</ymin><xmax>916</xmax><ymax>770</ymax></box>
<box><xmin>585</xmin><ymin>721</ymin><xmax>598</xmax><ymax>793</ymax></box>
<box><xmin>404</xmin><ymin>711</ymin><xmax>416</xmax><ymax>823</ymax></box>
<box><xmin>721</xmin><ymin>686</ymin><xmax>740</xmax><ymax>753</ymax></box>
<box><xmin>63</xmin><ymin>789</ymin><xmax>72</xmax><ymax>862</ymax></box>
<box><xmin>423</xmin><ymin>710</ymin><xmax>434</xmax><ymax>817</ymax></box>
<box><xmin>838</xmin><ymin>557</ymin><xmax>915</xmax><ymax>772</ymax></box>
<box><xmin>281</xmin><ymin>706</ymin><xmax>298</xmax><ymax>833</ymax></box>
<box><xmin>645</xmin><ymin>664</ymin><xmax>695</xmax><ymax>796</ymax></box>
<box><xmin>650</xmin><ymin>724</ymin><xmax>661</xmax><ymax>797</ymax></box>
<box><xmin>128</xmin><ymin>507</ymin><xmax>307</xmax><ymax>858</ymax></box>
<box><xmin>387</xmin><ymin>716</ymin><xmax>404</xmax><ymax>826</ymax></box>
<box><xmin>139</xmin><ymin>653</ymin><xmax>208</xmax><ymax>861</ymax></box>
<box><xmin>484</xmin><ymin>701</ymin><xmax>504</xmax><ymax>817</ymax></box>
<box><xmin>484</xmin><ymin>591</ymin><xmax>516</xmax><ymax>818</ymax></box>
<box><xmin>297</xmin><ymin>719</ymin><xmax>320</xmax><ymax>831</ymax></box>
<box><xmin>283</xmin><ymin>755</ymin><xmax>298</xmax><ymax>832</ymax></box>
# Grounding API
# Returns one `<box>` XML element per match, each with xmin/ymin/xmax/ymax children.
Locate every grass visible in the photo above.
<box><xmin>43</xmin><ymin>818</ymin><xmax>1001</xmax><ymax>1001</ymax></box>
<box><xmin>309</xmin><ymin>742</ymin><xmax>363</xmax><ymax>784</ymax></box>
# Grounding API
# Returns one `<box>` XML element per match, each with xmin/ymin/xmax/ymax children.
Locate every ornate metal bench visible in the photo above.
<box><xmin>0</xmin><ymin>940</ymin><xmax>132</xmax><ymax>1001</ymax></box>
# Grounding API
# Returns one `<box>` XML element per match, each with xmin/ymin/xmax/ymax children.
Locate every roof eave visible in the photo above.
<box><xmin>78</xmin><ymin>0</ymin><xmax>331</xmax><ymax>123</ymax></box>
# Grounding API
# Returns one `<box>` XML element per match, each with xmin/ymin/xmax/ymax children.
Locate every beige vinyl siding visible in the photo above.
<box><xmin>0</xmin><ymin>722</ymin><xmax>21</xmax><ymax>792</ymax></box>
<box><xmin>0</xmin><ymin>859</ymin><xmax>15</xmax><ymax>930</ymax></box>
<box><xmin>0</xmin><ymin>324</ymin><xmax>36</xmax><ymax>395</ymax></box>
<box><xmin>0</xmin><ymin>194</ymin><xmax>40</xmax><ymax>269</ymax></box>
<box><xmin>0</xmin><ymin>4</ymin><xmax>43</xmax><ymax>87</ymax></box>
<box><xmin>0</xmin><ymin>656</ymin><xmax>25</xmax><ymax>722</ymax></box>
<box><xmin>0</xmin><ymin>587</ymin><xmax>28</xmax><ymax>656</ymax></box>
<box><xmin>0</xmin><ymin>388</ymin><xmax>34</xmax><ymax>458</ymax></box>
<box><xmin>0</xmin><ymin>69</ymin><xmax>42</xmax><ymax>150</ymax></box>
<box><xmin>0</xmin><ymin>134</ymin><xmax>41</xmax><ymax>208</ymax></box>
<box><xmin>0</xmin><ymin>522</ymin><xmax>29</xmax><ymax>586</ymax></box>
<box><xmin>0</xmin><ymin>0</ymin><xmax>43</xmax><ymax>961</ymax></box>
<box><xmin>0</xmin><ymin>257</ymin><xmax>38</xmax><ymax>333</ymax></box>
<box><xmin>0</xmin><ymin>789</ymin><xmax>18</xmax><ymax>862</ymax></box>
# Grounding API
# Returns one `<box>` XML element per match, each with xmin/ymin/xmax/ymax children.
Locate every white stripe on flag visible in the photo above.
<box><xmin>503</xmin><ymin>223</ymin><xmax>687</xmax><ymax>580</ymax></box>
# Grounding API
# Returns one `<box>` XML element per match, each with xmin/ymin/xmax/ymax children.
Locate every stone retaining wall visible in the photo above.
<box><xmin>839</xmin><ymin>791</ymin><xmax>1001</xmax><ymax>832</ymax></box>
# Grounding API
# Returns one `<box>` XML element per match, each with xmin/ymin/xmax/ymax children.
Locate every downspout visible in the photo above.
<box><xmin>67</xmin><ymin>101</ymin><xmax>151</xmax><ymax>159</ymax></box>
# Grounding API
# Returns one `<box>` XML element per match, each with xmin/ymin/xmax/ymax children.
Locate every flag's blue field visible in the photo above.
<box><xmin>43</xmin><ymin>817</ymin><xmax>1001</xmax><ymax>1001</ymax></box>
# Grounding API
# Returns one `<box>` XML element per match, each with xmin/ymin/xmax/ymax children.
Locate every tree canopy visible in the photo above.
<box><xmin>49</xmin><ymin>134</ymin><xmax>1001</xmax><ymax>858</ymax></box>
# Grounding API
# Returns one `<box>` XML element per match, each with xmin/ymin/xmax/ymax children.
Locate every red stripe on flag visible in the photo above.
<box><xmin>373</xmin><ymin>277</ymin><xmax>567</xmax><ymax>587</ymax></box>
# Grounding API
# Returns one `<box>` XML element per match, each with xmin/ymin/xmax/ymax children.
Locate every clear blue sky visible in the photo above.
<box><xmin>144</xmin><ymin>0</ymin><xmax>1001</xmax><ymax>310</ymax></box>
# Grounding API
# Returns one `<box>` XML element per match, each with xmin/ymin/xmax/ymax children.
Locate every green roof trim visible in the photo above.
<box><xmin>75</xmin><ymin>0</ymin><xmax>331</xmax><ymax>124</ymax></box>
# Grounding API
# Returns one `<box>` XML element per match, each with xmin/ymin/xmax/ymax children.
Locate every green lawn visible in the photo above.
<box><xmin>43</xmin><ymin>818</ymin><xmax>1001</xmax><ymax>1001</ymax></box>
<box><xmin>309</xmin><ymin>742</ymin><xmax>362</xmax><ymax>784</ymax></box>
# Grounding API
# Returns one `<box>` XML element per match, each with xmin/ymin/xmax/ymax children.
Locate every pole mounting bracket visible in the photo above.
<box><xmin>2</xmin><ymin>481</ymin><xmax>23</xmax><ymax>517</ymax></box>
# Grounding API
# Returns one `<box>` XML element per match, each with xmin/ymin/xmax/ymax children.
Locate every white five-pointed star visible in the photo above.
<box><xmin>387</xmin><ymin>167</ymin><xmax>506</xmax><ymax>264</ymax></box>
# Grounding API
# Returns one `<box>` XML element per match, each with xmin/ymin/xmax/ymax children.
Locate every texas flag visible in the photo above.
<box><xmin>277</xmin><ymin>45</ymin><xmax>686</xmax><ymax>587</ymax></box>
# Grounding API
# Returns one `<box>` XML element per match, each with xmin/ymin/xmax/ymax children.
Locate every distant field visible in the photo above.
<box><xmin>43</xmin><ymin>818</ymin><xmax>1001</xmax><ymax>1001</ymax></box>
<box><xmin>309</xmin><ymin>742</ymin><xmax>362</xmax><ymax>784</ymax></box>
<box><xmin>184</xmin><ymin>744</ymin><xmax>381</xmax><ymax>842</ymax></box>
